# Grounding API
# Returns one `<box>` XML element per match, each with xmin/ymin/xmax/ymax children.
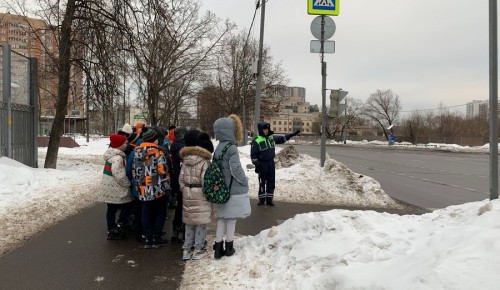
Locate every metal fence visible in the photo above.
<box><xmin>298</xmin><ymin>134</ymin><xmax>488</xmax><ymax>147</ymax></box>
<box><xmin>0</xmin><ymin>44</ymin><xmax>38</xmax><ymax>167</ymax></box>
<box><xmin>343</xmin><ymin>135</ymin><xmax>488</xmax><ymax>147</ymax></box>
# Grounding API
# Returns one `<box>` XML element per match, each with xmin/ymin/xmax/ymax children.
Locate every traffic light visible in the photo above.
<box><xmin>329</xmin><ymin>89</ymin><xmax>348</xmax><ymax>117</ymax></box>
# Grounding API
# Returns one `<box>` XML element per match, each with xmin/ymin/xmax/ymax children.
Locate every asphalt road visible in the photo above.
<box><xmin>0</xmin><ymin>200</ymin><xmax>420</xmax><ymax>290</ymax></box>
<box><xmin>291</xmin><ymin>144</ymin><xmax>490</xmax><ymax>210</ymax></box>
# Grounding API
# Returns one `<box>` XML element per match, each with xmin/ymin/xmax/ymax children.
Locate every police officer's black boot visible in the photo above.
<box><xmin>257</xmin><ymin>198</ymin><xmax>265</xmax><ymax>205</ymax></box>
<box><xmin>266</xmin><ymin>197</ymin><xmax>275</xmax><ymax>206</ymax></box>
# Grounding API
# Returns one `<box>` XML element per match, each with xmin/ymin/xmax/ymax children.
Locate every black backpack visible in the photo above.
<box><xmin>202</xmin><ymin>143</ymin><xmax>233</xmax><ymax>204</ymax></box>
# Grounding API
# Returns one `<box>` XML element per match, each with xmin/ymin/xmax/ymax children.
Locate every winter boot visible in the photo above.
<box><xmin>213</xmin><ymin>241</ymin><xmax>225</xmax><ymax>259</ymax></box>
<box><xmin>191</xmin><ymin>240</ymin><xmax>208</xmax><ymax>251</ymax></box>
<box><xmin>225</xmin><ymin>241</ymin><xmax>235</xmax><ymax>256</ymax></box>
<box><xmin>171</xmin><ymin>229</ymin><xmax>179</xmax><ymax>243</ymax></box>
<box><xmin>152</xmin><ymin>235</ymin><xmax>169</xmax><ymax>248</ymax></box>
<box><xmin>107</xmin><ymin>228</ymin><xmax>122</xmax><ymax>240</ymax></box>
<box><xmin>257</xmin><ymin>198</ymin><xmax>265</xmax><ymax>205</ymax></box>
<box><xmin>266</xmin><ymin>197</ymin><xmax>275</xmax><ymax>206</ymax></box>
<box><xmin>191</xmin><ymin>249</ymin><xmax>207</xmax><ymax>260</ymax></box>
<box><xmin>182</xmin><ymin>249</ymin><xmax>193</xmax><ymax>261</ymax></box>
<box><xmin>116</xmin><ymin>223</ymin><xmax>128</xmax><ymax>238</ymax></box>
<box><xmin>144</xmin><ymin>236</ymin><xmax>153</xmax><ymax>249</ymax></box>
<box><xmin>177</xmin><ymin>230</ymin><xmax>184</xmax><ymax>244</ymax></box>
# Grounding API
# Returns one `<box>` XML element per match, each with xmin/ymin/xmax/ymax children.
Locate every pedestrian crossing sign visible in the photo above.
<box><xmin>308</xmin><ymin>0</ymin><xmax>340</xmax><ymax>16</ymax></box>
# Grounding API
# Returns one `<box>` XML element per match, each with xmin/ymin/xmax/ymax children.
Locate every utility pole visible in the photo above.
<box><xmin>309</xmin><ymin>8</ymin><xmax>336</xmax><ymax>167</ymax></box>
<box><xmin>254</xmin><ymin>0</ymin><xmax>266</xmax><ymax>134</ymax></box>
<box><xmin>489</xmin><ymin>0</ymin><xmax>498</xmax><ymax>200</ymax></box>
<box><xmin>86</xmin><ymin>72</ymin><xmax>89</xmax><ymax>143</ymax></box>
<box><xmin>320</xmin><ymin>15</ymin><xmax>327</xmax><ymax>167</ymax></box>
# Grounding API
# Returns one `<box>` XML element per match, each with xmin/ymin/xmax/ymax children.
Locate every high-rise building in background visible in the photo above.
<box><xmin>466</xmin><ymin>100</ymin><xmax>488</xmax><ymax>119</ymax></box>
<box><xmin>263</xmin><ymin>86</ymin><xmax>320</xmax><ymax>135</ymax></box>
<box><xmin>0</xmin><ymin>12</ymin><xmax>83</xmax><ymax>135</ymax></box>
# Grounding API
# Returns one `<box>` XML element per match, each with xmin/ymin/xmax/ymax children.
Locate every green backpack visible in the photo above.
<box><xmin>203</xmin><ymin>143</ymin><xmax>233</xmax><ymax>204</ymax></box>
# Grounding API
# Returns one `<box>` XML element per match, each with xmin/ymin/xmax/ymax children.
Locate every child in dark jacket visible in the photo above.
<box><xmin>125</xmin><ymin>132</ymin><xmax>143</xmax><ymax>242</ymax></box>
<box><xmin>170</xmin><ymin>127</ymin><xmax>187</xmax><ymax>242</ymax></box>
<box><xmin>133</xmin><ymin>128</ymin><xmax>170</xmax><ymax>249</ymax></box>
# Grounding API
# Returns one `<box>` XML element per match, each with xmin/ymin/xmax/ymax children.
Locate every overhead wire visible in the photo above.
<box><xmin>400</xmin><ymin>103</ymin><xmax>468</xmax><ymax>113</ymax></box>
<box><xmin>243</xmin><ymin>0</ymin><xmax>260</xmax><ymax>54</ymax></box>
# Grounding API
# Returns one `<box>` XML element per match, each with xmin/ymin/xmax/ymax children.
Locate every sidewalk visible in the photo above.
<box><xmin>0</xmin><ymin>200</ymin><xmax>422</xmax><ymax>290</ymax></box>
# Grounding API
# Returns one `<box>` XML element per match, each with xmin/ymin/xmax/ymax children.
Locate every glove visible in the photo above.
<box><xmin>285</xmin><ymin>130</ymin><xmax>300</xmax><ymax>140</ymax></box>
<box><xmin>253</xmin><ymin>162</ymin><xmax>260</xmax><ymax>173</ymax></box>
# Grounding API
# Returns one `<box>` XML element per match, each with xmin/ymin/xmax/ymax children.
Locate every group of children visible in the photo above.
<box><xmin>97</xmin><ymin>114</ymin><xmax>251</xmax><ymax>260</ymax></box>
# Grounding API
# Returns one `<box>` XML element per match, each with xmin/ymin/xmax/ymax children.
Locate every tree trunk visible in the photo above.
<box><xmin>44</xmin><ymin>0</ymin><xmax>76</xmax><ymax>168</ymax></box>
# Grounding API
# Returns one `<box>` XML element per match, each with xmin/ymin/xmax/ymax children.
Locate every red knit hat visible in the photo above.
<box><xmin>110</xmin><ymin>134</ymin><xmax>127</xmax><ymax>148</ymax></box>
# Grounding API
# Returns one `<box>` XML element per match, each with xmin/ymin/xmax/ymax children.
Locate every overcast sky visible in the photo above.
<box><xmin>202</xmin><ymin>0</ymin><xmax>490</xmax><ymax>115</ymax></box>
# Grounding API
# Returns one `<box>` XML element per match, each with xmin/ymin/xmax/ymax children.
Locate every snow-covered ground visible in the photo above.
<box><xmin>0</xmin><ymin>137</ymin><xmax>499</xmax><ymax>289</ymax></box>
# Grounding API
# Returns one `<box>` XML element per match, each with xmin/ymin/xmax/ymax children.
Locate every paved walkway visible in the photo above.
<box><xmin>0</xmin><ymin>200</ymin><xmax>424</xmax><ymax>290</ymax></box>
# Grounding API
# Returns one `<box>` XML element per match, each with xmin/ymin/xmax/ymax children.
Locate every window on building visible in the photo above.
<box><xmin>273</xmin><ymin>121</ymin><xmax>276</xmax><ymax>125</ymax></box>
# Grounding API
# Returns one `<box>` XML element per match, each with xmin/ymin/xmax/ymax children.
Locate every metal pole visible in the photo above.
<box><xmin>243</xmin><ymin>96</ymin><xmax>248</xmax><ymax>145</ymax></box>
<box><xmin>344</xmin><ymin>98</ymin><xmax>347</xmax><ymax>144</ymax></box>
<box><xmin>254</xmin><ymin>0</ymin><xmax>266</xmax><ymax>134</ymax></box>
<box><xmin>123</xmin><ymin>53</ymin><xmax>126</xmax><ymax>127</ymax></box>
<box><xmin>86</xmin><ymin>71</ymin><xmax>90</xmax><ymax>142</ymax></box>
<box><xmin>3</xmin><ymin>44</ymin><xmax>12</xmax><ymax>158</ymax></box>
<box><xmin>320</xmin><ymin>15</ymin><xmax>327</xmax><ymax>167</ymax></box>
<box><xmin>489</xmin><ymin>0</ymin><xmax>498</xmax><ymax>200</ymax></box>
<box><xmin>30</xmin><ymin>57</ymin><xmax>39</xmax><ymax>167</ymax></box>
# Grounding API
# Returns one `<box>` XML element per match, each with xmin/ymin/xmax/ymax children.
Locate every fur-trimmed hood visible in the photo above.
<box><xmin>213</xmin><ymin>114</ymin><xmax>243</xmax><ymax>143</ymax></box>
<box><xmin>180</xmin><ymin>146</ymin><xmax>212</xmax><ymax>166</ymax></box>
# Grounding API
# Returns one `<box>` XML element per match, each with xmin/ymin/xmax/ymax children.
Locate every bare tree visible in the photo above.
<box><xmin>339</xmin><ymin>97</ymin><xmax>364</xmax><ymax>140</ymax></box>
<box><xmin>127</xmin><ymin>0</ymin><xmax>232</xmax><ymax>126</ymax></box>
<box><xmin>402</xmin><ymin>111</ymin><xmax>424</xmax><ymax>144</ymax></box>
<box><xmin>434</xmin><ymin>103</ymin><xmax>464</xmax><ymax>138</ymax></box>
<box><xmin>199</xmin><ymin>30</ymin><xmax>288</xmax><ymax>133</ymax></box>
<box><xmin>364</xmin><ymin>89</ymin><xmax>401</xmax><ymax>141</ymax></box>
<box><xmin>4</xmin><ymin>0</ymin><xmax>136</xmax><ymax>167</ymax></box>
<box><xmin>326</xmin><ymin>97</ymin><xmax>364</xmax><ymax>139</ymax></box>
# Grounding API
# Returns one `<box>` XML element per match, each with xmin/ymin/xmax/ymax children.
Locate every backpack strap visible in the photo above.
<box><xmin>215</xmin><ymin>143</ymin><xmax>233</xmax><ymax>162</ymax></box>
<box><xmin>214</xmin><ymin>142</ymin><xmax>234</xmax><ymax>190</ymax></box>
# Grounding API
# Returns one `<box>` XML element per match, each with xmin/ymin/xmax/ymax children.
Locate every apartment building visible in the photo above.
<box><xmin>465</xmin><ymin>100</ymin><xmax>488</xmax><ymax>119</ymax></box>
<box><xmin>0</xmin><ymin>12</ymin><xmax>83</xmax><ymax>135</ymax></box>
<box><xmin>263</xmin><ymin>86</ymin><xmax>320</xmax><ymax>135</ymax></box>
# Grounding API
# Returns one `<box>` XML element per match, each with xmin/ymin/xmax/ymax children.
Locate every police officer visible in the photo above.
<box><xmin>251</xmin><ymin>122</ymin><xmax>300</xmax><ymax>206</ymax></box>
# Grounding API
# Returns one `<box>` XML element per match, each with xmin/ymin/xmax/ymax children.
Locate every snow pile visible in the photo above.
<box><xmin>181</xmin><ymin>199</ymin><xmax>500</xmax><ymax>290</ymax></box>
